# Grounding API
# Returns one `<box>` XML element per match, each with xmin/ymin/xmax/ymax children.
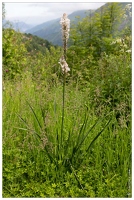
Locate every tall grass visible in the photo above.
<box><xmin>2</xmin><ymin>13</ymin><xmax>131</xmax><ymax>198</ymax></box>
<box><xmin>13</xmin><ymin>14</ymin><xmax>111</xmax><ymax>175</ymax></box>
<box><xmin>3</xmin><ymin>70</ymin><xmax>131</xmax><ymax>197</ymax></box>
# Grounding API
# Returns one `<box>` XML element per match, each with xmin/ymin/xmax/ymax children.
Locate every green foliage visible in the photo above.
<box><xmin>2</xmin><ymin>26</ymin><xmax>61</xmax><ymax>82</ymax></box>
<box><xmin>3</xmin><ymin>78</ymin><xmax>131</xmax><ymax>197</ymax></box>
<box><xmin>24</xmin><ymin>45</ymin><xmax>62</xmax><ymax>87</ymax></box>
<box><xmin>69</xmin><ymin>2</ymin><xmax>130</xmax><ymax>60</ymax></box>
<box><xmin>2</xmin><ymin>28</ymin><xmax>27</xmax><ymax>79</ymax></box>
<box><xmin>2</xmin><ymin>2</ymin><xmax>131</xmax><ymax>197</ymax></box>
<box><xmin>88</xmin><ymin>47</ymin><xmax>131</xmax><ymax>127</ymax></box>
<box><xmin>67</xmin><ymin>3</ymin><xmax>131</xmax><ymax>125</ymax></box>
<box><xmin>23</xmin><ymin>33</ymin><xmax>54</xmax><ymax>54</ymax></box>
<box><xmin>22</xmin><ymin>98</ymin><xmax>111</xmax><ymax>171</ymax></box>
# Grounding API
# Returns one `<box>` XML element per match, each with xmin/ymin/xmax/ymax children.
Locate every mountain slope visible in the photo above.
<box><xmin>92</xmin><ymin>2</ymin><xmax>132</xmax><ymax>31</ymax></box>
<box><xmin>3</xmin><ymin>20</ymin><xmax>34</xmax><ymax>32</ymax></box>
<box><xmin>25</xmin><ymin>18</ymin><xmax>58</xmax><ymax>34</ymax></box>
<box><xmin>25</xmin><ymin>9</ymin><xmax>95</xmax><ymax>46</ymax></box>
<box><xmin>25</xmin><ymin>3</ymin><xmax>131</xmax><ymax>46</ymax></box>
<box><xmin>23</xmin><ymin>33</ymin><xmax>55</xmax><ymax>54</ymax></box>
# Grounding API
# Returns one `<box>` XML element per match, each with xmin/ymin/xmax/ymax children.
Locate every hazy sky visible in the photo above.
<box><xmin>5</xmin><ymin>2</ymin><xmax>106</xmax><ymax>25</ymax></box>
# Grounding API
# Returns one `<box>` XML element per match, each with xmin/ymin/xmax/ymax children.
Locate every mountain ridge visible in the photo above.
<box><xmin>25</xmin><ymin>9</ymin><xmax>95</xmax><ymax>46</ymax></box>
<box><xmin>2</xmin><ymin>20</ymin><xmax>34</xmax><ymax>32</ymax></box>
<box><xmin>4</xmin><ymin>3</ymin><xmax>131</xmax><ymax>46</ymax></box>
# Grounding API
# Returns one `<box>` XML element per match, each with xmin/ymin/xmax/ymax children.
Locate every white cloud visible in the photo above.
<box><xmin>5</xmin><ymin>2</ymin><xmax>106</xmax><ymax>25</ymax></box>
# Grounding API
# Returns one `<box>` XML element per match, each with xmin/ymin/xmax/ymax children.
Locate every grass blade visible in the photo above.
<box><xmin>16</xmin><ymin>113</ymin><xmax>42</xmax><ymax>141</ymax></box>
<box><xmin>71</xmin><ymin>117</ymin><xmax>100</xmax><ymax>158</ymax></box>
<box><xmin>86</xmin><ymin>118</ymin><xmax>111</xmax><ymax>153</ymax></box>
<box><xmin>76</xmin><ymin>118</ymin><xmax>112</xmax><ymax>169</ymax></box>
<box><xmin>26</xmin><ymin>100</ymin><xmax>42</xmax><ymax>130</ymax></box>
<box><xmin>75</xmin><ymin>106</ymin><xmax>89</xmax><ymax>150</ymax></box>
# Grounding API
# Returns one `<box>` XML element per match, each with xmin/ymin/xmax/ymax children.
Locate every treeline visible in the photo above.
<box><xmin>66</xmin><ymin>2</ymin><xmax>131</xmax><ymax>120</ymax></box>
<box><xmin>2</xmin><ymin>27</ymin><xmax>60</xmax><ymax>79</ymax></box>
<box><xmin>23</xmin><ymin>33</ymin><xmax>57</xmax><ymax>53</ymax></box>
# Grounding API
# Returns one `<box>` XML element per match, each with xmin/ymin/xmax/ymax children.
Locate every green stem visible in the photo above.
<box><xmin>60</xmin><ymin>33</ymin><xmax>67</xmax><ymax>159</ymax></box>
<box><xmin>61</xmin><ymin>72</ymin><xmax>66</xmax><ymax>153</ymax></box>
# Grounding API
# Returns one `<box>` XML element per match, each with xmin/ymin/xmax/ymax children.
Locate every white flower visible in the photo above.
<box><xmin>59</xmin><ymin>14</ymin><xmax>70</xmax><ymax>73</ymax></box>
<box><xmin>111</xmin><ymin>38</ymin><xmax>122</xmax><ymax>45</ymax></box>
<box><xmin>111</xmin><ymin>41</ymin><xmax>116</xmax><ymax>45</ymax></box>
<box><xmin>59</xmin><ymin>14</ymin><xmax>70</xmax><ymax>74</ymax></box>
<box><xmin>60</xmin><ymin>13</ymin><xmax>70</xmax><ymax>43</ymax></box>
<box><xmin>126</xmin><ymin>49</ymin><xmax>131</xmax><ymax>53</ymax></box>
<box><xmin>116</xmin><ymin>38</ymin><xmax>122</xmax><ymax>43</ymax></box>
<box><xmin>59</xmin><ymin>56</ymin><xmax>70</xmax><ymax>74</ymax></box>
<box><xmin>124</xmin><ymin>4</ymin><xmax>132</xmax><ymax>18</ymax></box>
<box><xmin>125</xmin><ymin>4</ymin><xmax>132</xmax><ymax>11</ymax></box>
<box><xmin>123</xmin><ymin>14</ymin><xmax>127</xmax><ymax>19</ymax></box>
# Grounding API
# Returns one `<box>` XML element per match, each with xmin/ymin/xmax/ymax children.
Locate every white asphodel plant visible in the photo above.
<box><xmin>58</xmin><ymin>13</ymin><xmax>70</xmax><ymax>156</ymax></box>
<box><xmin>59</xmin><ymin>55</ymin><xmax>70</xmax><ymax>74</ymax></box>
<box><xmin>59</xmin><ymin>13</ymin><xmax>70</xmax><ymax>73</ymax></box>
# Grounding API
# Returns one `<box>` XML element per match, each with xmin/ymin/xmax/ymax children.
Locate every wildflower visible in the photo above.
<box><xmin>111</xmin><ymin>38</ymin><xmax>121</xmax><ymax>45</ymax></box>
<box><xmin>111</xmin><ymin>40</ymin><xmax>116</xmax><ymax>45</ymax></box>
<box><xmin>125</xmin><ymin>4</ymin><xmax>132</xmax><ymax>11</ymax></box>
<box><xmin>59</xmin><ymin>13</ymin><xmax>70</xmax><ymax>74</ymax></box>
<box><xmin>111</xmin><ymin>38</ymin><xmax>124</xmax><ymax>45</ymax></box>
<box><xmin>126</xmin><ymin>49</ymin><xmax>131</xmax><ymax>53</ymax></box>
<box><xmin>60</xmin><ymin>13</ymin><xmax>70</xmax><ymax>44</ymax></box>
<box><xmin>116</xmin><ymin>38</ymin><xmax>122</xmax><ymax>44</ymax></box>
<box><xmin>124</xmin><ymin>4</ymin><xmax>132</xmax><ymax>18</ymax></box>
<box><xmin>59</xmin><ymin>56</ymin><xmax>70</xmax><ymax>73</ymax></box>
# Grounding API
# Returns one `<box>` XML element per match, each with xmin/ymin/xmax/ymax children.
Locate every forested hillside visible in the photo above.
<box><xmin>3</xmin><ymin>2</ymin><xmax>132</xmax><ymax>198</ymax></box>
<box><xmin>25</xmin><ymin>9</ymin><xmax>95</xmax><ymax>46</ymax></box>
<box><xmin>2</xmin><ymin>28</ymin><xmax>58</xmax><ymax>79</ymax></box>
<box><xmin>25</xmin><ymin>2</ymin><xmax>131</xmax><ymax>46</ymax></box>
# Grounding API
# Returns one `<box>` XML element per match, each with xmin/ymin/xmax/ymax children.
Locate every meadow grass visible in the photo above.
<box><xmin>2</xmin><ymin>74</ymin><xmax>131</xmax><ymax>197</ymax></box>
<box><xmin>2</xmin><ymin>8</ymin><xmax>131</xmax><ymax>198</ymax></box>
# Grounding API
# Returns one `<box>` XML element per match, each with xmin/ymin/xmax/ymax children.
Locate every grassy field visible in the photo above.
<box><xmin>2</xmin><ymin>3</ymin><xmax>132</xmax><ymax>197</ymax></box>
<box><xmin>2</xmin><ymin>73</ymin><xmax>131</xmax><ymax>197</ymax></box>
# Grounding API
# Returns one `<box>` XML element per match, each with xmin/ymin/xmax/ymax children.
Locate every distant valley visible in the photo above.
<box><xmin>3</xmin><ymin>9</ymin><xmax>95</xmax><ymax>46</ymax></box>
<box><xmin>2</xmin><ymin>20</ymin><xmax>35</xmax><ymax>32</ymax></box>
<box><xmin>3</xmin><ymin>2</ymin><xmax>132</xmax><ymax>46</ymax></box>
<box><xmin>25</xmin><ymin>9</ymin><xmax>95</xmax><ymax>46</ymax></box>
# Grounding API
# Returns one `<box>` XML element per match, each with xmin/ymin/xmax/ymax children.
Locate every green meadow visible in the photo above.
<box><xmin>3</xmin><ymin>2</ymin><xmax>131</xmax><ymax>197</ymax></box>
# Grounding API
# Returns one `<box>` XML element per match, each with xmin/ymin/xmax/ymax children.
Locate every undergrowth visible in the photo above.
<box><xmin>3</xmin><ymin>75</ymin><xmax>131</xmax><ymax>197</ymax></box>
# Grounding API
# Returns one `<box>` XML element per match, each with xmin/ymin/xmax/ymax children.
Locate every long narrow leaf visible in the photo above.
<box><xmin>14</xmin><ymin>123</ymin><xmax>42</xmax><ymax>141</ymax></box>
<box><xmin>74</xmin><ymin>113</ymin><xmax>112</xmax><ymax>155</ymax></box>
<box><xmin>56</xmin><ymin>128</ymin><xmax>60</xmax><ymax>159</ymax></box>
<box><xmin>16</xmin><ymin>113</ymin><xmax>29</xmax><ymax>128</ymax></box>
<box><xmin>86</xmin><ymin>118</ymin><xmax>111</xmax><ymax>153</ymax></box>
<box><xmin>76</xmin><ymin>118</ymin><xmax>112</xmax><ymax>169</ymax></box>
<box><xmin>69</xmin><ymin>107</ymin><xmax>89</xmax><ymax>162</ymax></box>
<box><xmin>16</xmin><ymin>113</ymin><xmax>42</xmax><ymax>141</ymax></box>
<box><xmin>26</xmin><ymin>100</ymin><xmax>42</xmax><ymax>130</ymax></box>
<box><xmin>63</xmin><ymin>130</ymin><xmax>71</xmax><ymax>158</ymax></box>
<box><xmin>75</xmin><ymin>106</ymin><xmax>89</xmax><ymax>149</ymax></box>
<box><xmin>72</xmin><ymin>117</ymin><xmax>100</xmax><ymax>157</ymax></box>
<box><xmin>17</xmin><ymin>114</ymin><xmax>41</xmax><ymax>143</ymax></box>
<box><xmin>40</xmin><ymin>104</ymin><xmax>47</xmax><ymax>122</ymax></box>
